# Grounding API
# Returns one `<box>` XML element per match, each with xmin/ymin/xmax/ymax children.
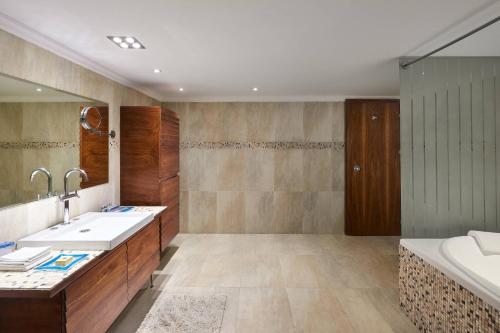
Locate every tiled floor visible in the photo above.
<box><xmin>109</xmin><ymin>234</ymin><xmax>419</xmax><ymax>333</ymax></box>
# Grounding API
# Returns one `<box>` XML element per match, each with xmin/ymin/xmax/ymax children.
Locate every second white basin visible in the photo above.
<box><xmin>17</xmin><ymin>212</ymin><xmax>154</xmax><ymax>250</ymax></box>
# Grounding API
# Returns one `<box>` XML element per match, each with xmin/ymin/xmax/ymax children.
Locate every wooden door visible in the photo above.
<box><xmin>345</xmin><ymin>99</ymin><xmax>401</xmax><ymax>236</ymax></box>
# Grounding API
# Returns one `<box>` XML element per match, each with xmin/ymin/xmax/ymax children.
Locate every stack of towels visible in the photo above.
<box><xmin>468</xmin><ymin>231</ymin><xmax>500</xmax><ymax>255</ymax></box>
<box><xmin>0</xmin><ymin>246</ymin><xmax>51</xmax><ymax>271</ymax></box>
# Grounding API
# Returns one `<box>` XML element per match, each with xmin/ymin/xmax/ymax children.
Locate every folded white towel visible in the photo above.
<box><xmin>468</xmin><ymin>231</ymin><xmax>500</xmax><ymax>256</ymax></box>
<box><xmin>0</xmin><ymin>246</ymin><xmax>51</xmax><ymax>263</ymax></box>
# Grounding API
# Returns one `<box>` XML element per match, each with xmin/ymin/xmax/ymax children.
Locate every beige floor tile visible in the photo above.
<box><xmin>287</xmin><ymin>288</ymin><xmax>355</xmax><ymax>333</ymax></box>
<box><xmin>194</xmin><ymin>254</ymin><xmax>248</xmax><ymax>288</ymax></box>
<box><xmin>110</xmin><ymin>234</ymin><xmax>417</xmax><ymax>333</ymax></box>
<box><xmin>334</xmin><ymin>288</ymin><xmax>394</xmax><ymax>333</ymax></box>
<box><xmin>240</xmin><ymin>255</ymin><xmax>285</xmax><ymax>288</ymax></box>
<box><xmin>165</xmin><ymin>255</ymin><xmax>206</xmax><ymax>287</ymax></box>
<box><xmin>237</xmin><ymin>288</ymin><xmax>295</xmax><ymax>333</ymax></box>
<box><xmin>279</xmin><ymin>255</ymin><xmax>321</xmax><ymax>288</ymax></box>
<box><xmin>361</xmin><ymin>288</ymin><xmax>419</xmax><ymax>333</ymax></box>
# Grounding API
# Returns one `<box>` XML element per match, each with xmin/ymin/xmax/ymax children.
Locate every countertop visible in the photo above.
<box><xmin>0</xmin><ymin>206</ymin><xmax>167</xmax><ymax>297</ymax></box>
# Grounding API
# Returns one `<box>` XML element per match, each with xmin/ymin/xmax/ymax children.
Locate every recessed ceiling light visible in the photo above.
<box><xmin>153</xmin><ymin>68</ymin><xmax>162</xmax><ymax>73</ymax></box>
<box><xmin>252</xmin><ymin>87</ymin><xmax>259</xmax><ymax>92</ymax></box>
<box><xmin>36</xmin><ymin>87</ymin><xmax>42</xmax><ymax>92</ymax></box>
<box><xmin>107</xmin><ymin>36</ymin><xmax>145</xmax><ymax>49</ymax></box>
<box><xmin>178</xmin><ymin>88</ymin><xmax>184</xmax><ymax>92</ymax></box>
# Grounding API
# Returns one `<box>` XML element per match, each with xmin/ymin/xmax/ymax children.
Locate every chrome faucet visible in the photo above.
<box><xmin>29</xmin><ymin>167</ymin><xmax>53</xmax><ymax>198</ymax></box>
<box><xmin>59</xmin><ymin>168</ymin><xmax>89</xmax><ymax>225</ymax></box>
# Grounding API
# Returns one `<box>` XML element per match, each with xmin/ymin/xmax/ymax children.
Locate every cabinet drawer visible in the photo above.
<box><xmin>127</xmin><ymin>219</ymin><xmax>160</xmax><ymax>300</ymax></box>
<box><xmin>65</xmin><ymin>245</ymin><xmax>128</xmax><ymax>333</ymax></box>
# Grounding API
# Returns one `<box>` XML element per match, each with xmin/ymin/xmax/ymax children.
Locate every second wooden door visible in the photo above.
<box><xmin>345</xmin><ymin>99</ymin><xmax>401</xmax><ymax>236</ymax></box>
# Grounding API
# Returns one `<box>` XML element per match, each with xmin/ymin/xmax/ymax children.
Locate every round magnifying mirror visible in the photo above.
<box><xmin>80</xmin><ymin>106</ymin><xmax>102</xmax><ymax>131</ymax></box>
<box><xmin>80</xmin><ymin>106</ymin><xmax>115</xmax><ymax>138</ymax></box>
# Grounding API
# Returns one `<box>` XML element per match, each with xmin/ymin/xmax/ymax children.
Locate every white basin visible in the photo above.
<box><xmin>17</xmin><ymin>212</ymin><xmax>154</xmax><ymax>250</ymax></box>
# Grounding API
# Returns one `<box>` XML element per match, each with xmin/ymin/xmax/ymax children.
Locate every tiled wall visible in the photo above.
<box><xmin>0</xmin><ymin>102</ymin><xmax>81</xmax><ymax>206</ymax></box>
<box><xmin>0</xmin><ymin>29</ymin><xmax>156</xmax><ymax>242</ymax></box>
<box><xmin>163</xmin><ymin>102</ymin><xmax>345</xmax><ymax>234</ymax></box>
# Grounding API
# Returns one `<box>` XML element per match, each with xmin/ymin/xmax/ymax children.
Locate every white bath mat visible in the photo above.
<box><xmin>136</xmin><ymin>293</ymin><xmax>227</xmax><ymax>333</ymax></box>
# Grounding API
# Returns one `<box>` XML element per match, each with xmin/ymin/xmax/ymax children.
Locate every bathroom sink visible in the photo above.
<box><xmin>17</xmin><ymin>212</ymin><xmax>154</xmax><ymax>250</ymax></box>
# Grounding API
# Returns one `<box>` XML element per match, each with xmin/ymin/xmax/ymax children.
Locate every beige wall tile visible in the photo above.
<box><xmin>274</xmin><ymin>150</ymin><xmax>303</xmax><ymax>191</ymax></box>
<box><xmin>217</xmin><ymin>149</ymin><xmax>245</xmax><ymax>191</ymax></box>
<box><xmin>220</xmin><ymin>103</ymin><xmax>247</xmax><ymax>141</ymax></box>
<box><xmin>303</xmin><ymin>192</ymin><xmax>334</xmax><ymax>234</ymax></box>
<box><xmin>246</xmin><ymin>103</ymin><xmax>275</xmax><ymax>141</ymax></box>
<box><xmin>332</xmin><ymin>191</ymin><xmax>345</xmax><ymax>234</ymax></box>
<box><xmin>187</xmin><ymin>149</ymin><xmax>217</xmax><ymax>191</ymax></box>
<box><xmin>187</xmin><ymin>191</ymin><xmax>217</xmax><ymax>233</ymax></box>
<box><xmin>179</xmin><ymin>191</ymin><xmax>189</xmax><ymax>233</ymax></box>
<box><xmin>303</xmin><ymin>149</ymin><xmax>332</xmax><ymax>191</ymax></box>
<box><xmin>188</xmin><ymin>103</ymin><xmax>223</xmax><ymax>141</ymax></box>
<box><xmin>273</xmin><ymin>192</ymin><xmax>303</xmax><ymax>233</ymax></box>
<box><xmin>244</xmin><ymin>149</ymin><xmax>274</xmax><ymax>191</ymax></box>
<box><xmin>245</xmin><ymin>191</ymin><xmax>274</xmax><ymax>233</ymax></box>
<box><xmin>169</xmin><ymin>100</ymin><xmax>346</xmax><ymax>235</ymax></box>
<box><xmin>273</xmin><ymin>102</ymin><xmax>304</xmax><ymax>141</ymax></box>
<box><xmin>332</xmin><ymin>102</ymin><xmax>345</xmax><ymax>142</ymax></box>
<box><xmin>303</xmin><ymin>102</ymin><xmax>334</xmax><ymax>142</ymax></box>
<box><xmin>217</xmin><ymin>191</ymin><xmax>245</xmax><ymax>233</ymax></box>
<box><xmin>331</xmin><ymin>149</ymin><xmax>345</xmax><ymax>191</ymax></box>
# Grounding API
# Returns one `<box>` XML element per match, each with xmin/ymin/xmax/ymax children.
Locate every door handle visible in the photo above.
<box><xmin>353</xmin><ymin>164</ymin><xmax>361</xmax><ymax>173</ymax></box>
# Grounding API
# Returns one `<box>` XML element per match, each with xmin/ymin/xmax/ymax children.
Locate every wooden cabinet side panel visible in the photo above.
<box><xmin>161</xmin><ymin>206</ymin><xmax>179</xmax><ymax>251</ymax></box>
<box><xmin>159</xmin><ymin>176</ymin><xmax>180</xmax><ymax>251</ymax></box>
<box><xmin>127</xmin><ymin>219</ymin><xmax>160</xmax><ymax>300</ymax></box>
<box><xmin>65</xmin><ymin>245</ymin><xmax>128</xmax><ymax>333</ymax></box>
<box><xmin>120</xmin><ymin>106</ymin><xmax>161</xmax><ymax>205</ymax></box>
<box><xmin>159</xmin><ymin>108</ymin><xmax>180</xmax><ymax>180</ymax></box>
<box><xmin>0</xmin><ymin>294</ymin><xmax>64</xmax><ymax>333</ymax></box>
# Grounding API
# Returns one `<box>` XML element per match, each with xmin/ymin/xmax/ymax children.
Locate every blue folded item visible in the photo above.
<box><xmin>109</xmin><ymin>206</ymin><xmax>135</xmax><ymax>212</ymax></box>
<box><xmin>35</xmin><ymin>253</ymin><xmax>88</xmax><ymax>271</ymax></box>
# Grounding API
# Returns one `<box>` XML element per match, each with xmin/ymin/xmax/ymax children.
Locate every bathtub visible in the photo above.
<box><xmin>400</xmin><ymin>238</ymin><xmax>500</xmax><ymax>310</ymax></box>
<box><xmin>441</xmin><ymin>236</ymin><xmax>500</xmax><ymax>299</ymax></box>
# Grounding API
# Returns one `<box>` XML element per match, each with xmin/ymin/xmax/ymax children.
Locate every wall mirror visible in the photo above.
<box><xmin>0</xmin><ymin>73</ymin><xmax>110</xmax><ymax>209</ymax></box>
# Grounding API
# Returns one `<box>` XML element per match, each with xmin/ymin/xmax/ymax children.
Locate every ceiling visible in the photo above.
<box><xmin>0</xmin><ymin>74</ymin><xmax>93</xmax><ymax>102</ymax></box>
<box><xmin>0</xmin><ymin>0</ymin><xmax>499</xmax><ymax>101</ymax></box>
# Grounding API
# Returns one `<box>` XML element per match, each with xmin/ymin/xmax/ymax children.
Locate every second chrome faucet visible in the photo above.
<box><xmin>60</xmin><ymin>168</ymin><xmax>89</xmax><ymax>225</ymax></box>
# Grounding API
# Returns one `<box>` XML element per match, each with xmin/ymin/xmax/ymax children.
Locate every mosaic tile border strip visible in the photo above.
<box><xmin>0</xmin><ymin>141</ymin><xmax>79</xmax><ymax>149</ymax></box>
<box><xmin>399</xmin><ymin>246</ymin><xmax>500</xmax><ymax>333</ymax></box>
<box><xmin>180</xmin><ymin>141</ymin><xmax>344</xmax><ymax>150</ymax></box>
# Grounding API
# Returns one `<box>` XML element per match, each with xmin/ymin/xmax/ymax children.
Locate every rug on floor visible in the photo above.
<box><xmin>136</xmin><ymin>293</ymin><xmax>227</xmax><ymax>333</ymax></box>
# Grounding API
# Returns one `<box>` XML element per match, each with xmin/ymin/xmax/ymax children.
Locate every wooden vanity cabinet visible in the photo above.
<box><xmin>0</xmin><ymin>219</ymin><xmax>161</xmax><ymax>333</ymax></box>
<box><xmin>65</xmin><ymin>218</ymin><xmax>160</xmax><ymax>332</ymax></box>
<box><xmin>120</xmin><ymin>106</ymin><xmax>180</xmax><ymax>252</ymax></box>
<box><xmin>65</xmin><ymin>245</ymin><xmax>128</xmax><ymax>333</ymax></box>
<box><xmin>126</xmin><ymin>218</ymin><xmax>160</xmax><ymax>300</ymax></box>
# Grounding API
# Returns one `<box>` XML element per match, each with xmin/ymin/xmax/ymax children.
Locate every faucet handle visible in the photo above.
<box><xmin>74</xmin><ymin>190</ymin><xmax>80</xmax><ymax>198</ymax></box>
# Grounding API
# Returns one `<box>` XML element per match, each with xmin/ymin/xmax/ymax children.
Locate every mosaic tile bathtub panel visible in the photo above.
<box><xmin>399</xmin><ymin>246</ymin><xmax>500</xmax><ymax>333</ymax></box>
